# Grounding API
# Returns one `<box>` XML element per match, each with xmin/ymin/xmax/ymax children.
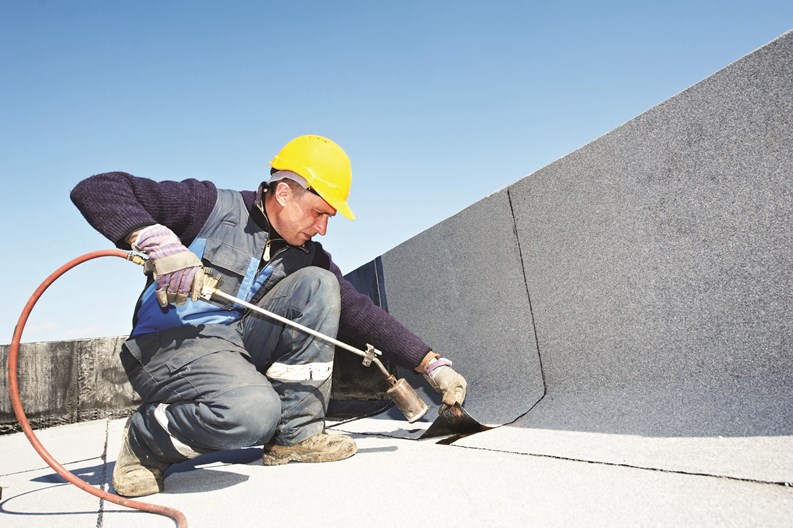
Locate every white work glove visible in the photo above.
<box><xmin>132</xmin><ymin>224</ymin><xmax>204</xmax><ymax>307</ymax></box>
<box><xmin>423</xmin><ymin>357</ymin><xmax>467</xmax><ymax>407</ymax></box>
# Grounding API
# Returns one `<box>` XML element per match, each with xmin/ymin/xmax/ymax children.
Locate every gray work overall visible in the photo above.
<box><xmin>119</xmin><ymin>189</ymin><xmax>340</xmax><ymax>465</ymax></box>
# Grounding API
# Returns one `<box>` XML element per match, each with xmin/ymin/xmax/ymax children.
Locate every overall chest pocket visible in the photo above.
<box><xmin>202</xmin><ymin>237</ymin><xmax>261</xmax><ymax>299</ymax></box>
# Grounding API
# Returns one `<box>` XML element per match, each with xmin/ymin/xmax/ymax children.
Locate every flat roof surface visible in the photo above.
<box><xmin>2</xmin><ymin>414</ymin><xmax>791</xmax><ymax>528</ymax></box>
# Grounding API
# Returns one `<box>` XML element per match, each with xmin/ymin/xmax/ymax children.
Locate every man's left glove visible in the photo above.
<box><xmin>132</xmin><ymin>224</ymin><xmax>205</xmax><ymax>307</ymax></box>
<box><xmin>423</xmin><ymin>356</ymin><xmax>467</xmax><ymax>406</ymax></box>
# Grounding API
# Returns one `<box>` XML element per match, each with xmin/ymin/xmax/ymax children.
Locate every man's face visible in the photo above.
<box><xmin>276</xmin><ymin>185</ymin><xmax>337</xmax><ymax>246</ymax></box>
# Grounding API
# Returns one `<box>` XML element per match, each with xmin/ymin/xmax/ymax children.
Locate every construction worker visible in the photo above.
<box><xmin>70</xmin><ymin>135</ymin><xmax>467</xmax><ymax>498</ymax></box>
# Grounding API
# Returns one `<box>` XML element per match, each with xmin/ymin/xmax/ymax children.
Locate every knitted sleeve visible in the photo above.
<box><xmin>70</xmin><ymin>171</ymin><xmax>218</xmax><ymax>248</ymax></box>
<box><xmin>329</xmin><ymin>259</ymin><xmax>431</xmax><ymax>370</ymax></box>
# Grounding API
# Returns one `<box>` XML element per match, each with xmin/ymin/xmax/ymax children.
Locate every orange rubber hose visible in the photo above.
<box><xmin>7</xmin><ymin>249</ymin><xmax>187</xmax><ymax>528</ymax></box>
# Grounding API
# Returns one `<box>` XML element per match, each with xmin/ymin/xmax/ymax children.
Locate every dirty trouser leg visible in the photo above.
<box><xmin>237</xmin><ymin>267</ymin><xmax>341</xmax><ymax>445</ymax></box>
<box><xmin>120</xmin><ymin>325</ymin><xmax>281</xmax><ymax>465</ymax></box>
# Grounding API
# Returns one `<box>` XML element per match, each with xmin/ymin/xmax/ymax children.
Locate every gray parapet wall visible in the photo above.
<box><xmin>506</xmin><ymin>28</ymin><xmax>793</xmax><ymax>439</ymax></box>
<box><xmin>0</xmin><ymin>337</ymin><xmax>140</xmax><ymax>434</ymax></box>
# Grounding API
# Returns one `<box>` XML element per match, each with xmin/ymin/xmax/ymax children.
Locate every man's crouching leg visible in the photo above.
<box><xmin>114</xmin><ymin>374</ymin><xmax>281</xmax><ymax>497</ymax></box>
<box><xmin>241</xmin><ymin>267</ymin><xmax>356</xmax><ymax>466</ymax></box>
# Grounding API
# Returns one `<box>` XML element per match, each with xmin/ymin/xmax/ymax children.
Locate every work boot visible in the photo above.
<box><xmin>112</xmin><ymin>418</ymin><xmax>171</xmax><ymax>497</ymax></box>
<box><xmin>262</xmin><ymin>432</ymin><xmax>357</xmax><ymax>466</ymax></box>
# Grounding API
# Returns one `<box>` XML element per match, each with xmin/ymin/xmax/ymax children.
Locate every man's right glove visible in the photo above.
<box><xmin>422</xmin><ymin>356</ymin><xmax>468</xmax><ymax>407</ymax></box>
<box><xmin>132</xmin><ymin>224</ymin><xmax>204</xmax><ymax>307</ymax></box>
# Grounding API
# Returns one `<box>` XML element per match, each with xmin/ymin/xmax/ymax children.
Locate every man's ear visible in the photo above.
<box><xmin>273</xmin><ymin>181</ymin><xmax>292</xmax><ymax>206</ymax></box>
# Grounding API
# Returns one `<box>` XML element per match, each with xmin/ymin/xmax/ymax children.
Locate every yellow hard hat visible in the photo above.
<box><xmin>269</xmin><ymin>135</ymin><xmax>355</xmax><ymax>220</ymax></box>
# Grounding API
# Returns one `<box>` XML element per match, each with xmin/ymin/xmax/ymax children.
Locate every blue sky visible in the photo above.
<box><xmin>2</xmin><ymin>1</ymin><xmax>792</xmax><ymax>344</ymax></box>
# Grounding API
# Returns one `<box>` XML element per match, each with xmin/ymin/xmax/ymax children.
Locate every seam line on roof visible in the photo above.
<box><xmin>95</xmin><ymin>418</ymin><xmax>110</xmax><ymax>528</ymax></box>
<box><xmin>0</xmin><ymin>456</ymin><xmax>102</xmax><ymax>477</ymax></box>
<box><xmin>453</xmin><ymin>444</ymin><xmax>793</xmax><ymax>487</ymax></box>
<box><xmin>507</xmin><ymin>187</ymin><xmax>547</xmax><ymax>398</ymax></box>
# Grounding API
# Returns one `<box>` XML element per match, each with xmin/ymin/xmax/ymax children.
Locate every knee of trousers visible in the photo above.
<box><xmin>203</xmin><ymin>385</ymin><xmax>282</xmax><ymax>448</ymax></box>
<box><xmin>288</xmin><ymin>267</ymin><xmax>341</xmax><ymax>317</ymax></box>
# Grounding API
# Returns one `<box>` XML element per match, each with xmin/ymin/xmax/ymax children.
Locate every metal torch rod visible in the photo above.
<box><xmin>208</xmin><ymin>288</ymin><xmax>392</xmax><ymax>379</ymax></box>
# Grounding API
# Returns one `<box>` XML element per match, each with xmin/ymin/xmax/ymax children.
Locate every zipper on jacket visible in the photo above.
<box><xmin>263</xmin><ymin>239</ymin><xmax>272</xmax><ymax>263</ymax></box>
